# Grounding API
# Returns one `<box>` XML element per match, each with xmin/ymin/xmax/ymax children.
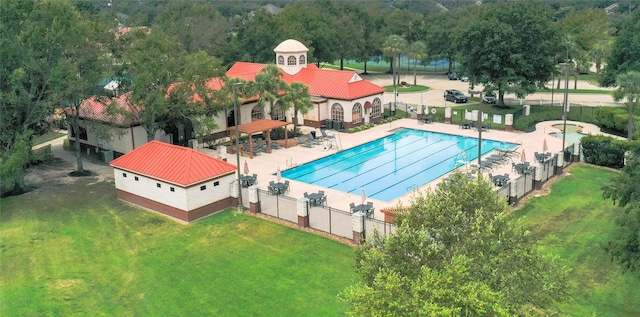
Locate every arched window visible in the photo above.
<box><xmin>299</xmin><ymin>55</ymin><xmax>306</xmax><ymax>65</ymax></box>
<box><xmin>372</xmin><ymin>98</ymin><xmax>382</xmax><ymax>118</ymax></box>
<box><xmin>331</xmin><ymin>103</ymin><xmax>344</xmax><ymax>121</ymax></box>
<box><xmin>352</xmin><ymin>103</ymin><xmax>363</xmax><ymax>123</ymax></box>
<box><xmin>277</xmin><ymin>56</ymin><xmax>285</xmax><ymax>65</ymax></box>
<box><xmin>271</xmin><ymin>104</ymin><xmax>285</xmax><ymax>121</ymax></box>
<box><xmin>251</xmin><ymin>105</ymin><xmax>263</xmax><ymax>121</ymax></box>
<box><xmin>287</xmin><ymin>56</ymin><xmax>297</xmax><ymax>66</ymax></box>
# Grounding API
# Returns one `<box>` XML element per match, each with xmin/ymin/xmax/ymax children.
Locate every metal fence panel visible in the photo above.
<box><xmin>258</xmin><ymin>189</ymin><xmax>297</xmax><ymax>223</ymax></box>
<box><xmin>309</xmin><ymin>205</ymin><xmax>331</xmax><ymax>233</ymax></box>
<box><xmin>365</xmin><ymin>217</ymin><xmax>396</xmax><ymax>240</ymax></box>
<box><xmin>330</xmin><ymin>209</ymin><xmax>354</xmax><ymax>239</ymax></box>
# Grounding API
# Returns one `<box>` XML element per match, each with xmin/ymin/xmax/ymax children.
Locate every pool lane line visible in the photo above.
<box><xmin>284</xmin><ymin>132</ymin><xmax>433</xmax><ymax>180</ymax></box>
<box><xmin>311</xmin><ymin>138</ymin><xmax>452</xmax><ymax>186</ymax></box>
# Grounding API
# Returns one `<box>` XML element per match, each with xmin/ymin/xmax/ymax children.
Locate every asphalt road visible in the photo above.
<box><xmin>360</xmin><ymin>72</ymin><xmax>619</xmax><ymax>108</ymax></box>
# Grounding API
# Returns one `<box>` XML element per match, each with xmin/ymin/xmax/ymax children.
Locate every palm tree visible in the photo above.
<box><xmin>279</xmin><ymin>82</ymin><xmax>313</xmax><ymax>133</ymax></box>
<box><xmin>613</xmin><ymin>71</ymin><xmax>640</xmax><ymax>141</ymax></box>
<box><xmin>250</xmin><ymin>64</ymin><xmax>288</xmax><ymax>119</ymax></box>
<box><xmin>407</xmin><ymin>41</ymin><xmax>427</xmax><ymax>86</ymax></box>
<box><xmin>382</xmin><ymin>35</ymin><xmax>407</xmax><ymax>88</ymax></box>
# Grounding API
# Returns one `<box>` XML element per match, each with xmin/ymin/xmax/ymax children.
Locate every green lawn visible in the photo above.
<box><xmin>513</xmin><ymin>165</ymin><xmax>640</xmax><ymax>316</ymax></box>
<box><xmin>1</xmin><ymin>178</ymin><xmax>356</xmax><ymax>316</ymax></box>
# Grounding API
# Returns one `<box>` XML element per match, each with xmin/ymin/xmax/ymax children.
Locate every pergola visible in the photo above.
<box><xmin>226</xmin><ymin>119</ymin><xmax>292</xmax><ymax>159</ymax></box>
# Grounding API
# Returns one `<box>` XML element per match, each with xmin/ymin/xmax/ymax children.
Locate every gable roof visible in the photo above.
<box><xmin>110</xmin><ymin>140</ymin><xmax>236</xmax><ymax>186</ymax></box>
<box><xmin>69</xmin><ymin>93</ymin><xmax>139</xmax><ymax>127</ymax></box>
<box><xmin>227</xmin><ymin>62</ymin><xmax>384</xmax><ymax>100</ymax></box>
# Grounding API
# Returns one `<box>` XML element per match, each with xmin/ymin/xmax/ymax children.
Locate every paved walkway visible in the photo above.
<box><xmin>33</xmin><ymin>133</ymin><xmax>113</xmax><ymax>177</ymax></box>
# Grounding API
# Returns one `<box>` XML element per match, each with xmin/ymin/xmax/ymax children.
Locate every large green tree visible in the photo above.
<box><xmin>343</xmin><ymin>171</ymin><xmax>570</xmax><ymax>315</ymax></box>
<box><xmin>602</xmin><ymin>144</ymin><xmax>640</xmax><ymax>272</ymax></box>
<box><xmin>0</xmin><ymin>0</ymin><xmax>105</xmax><ymax>192</ymax></box>
<box><xmin>456</xmin><ymin>2</ymin><xmax>561</xmax><ymax>105</ymax></box>
<box><xmin>601</xmin><ymin>9</ymin><xmax>640</xmax><ymax>87</ymax></box>
<box><xmin>235</xmin><ymin>8</ymin><xmax>280</xmax><ymax>64</ymax></box>
<box><xmin>612</xmin><ymin>71</ymin><xmax>640</xmax><ymax>141</ymax></box>
<box><xmin>153</xmin><ymin>2</ymin><xmax>229</xmax><ymax>59</ymax></box>
<box><xmin>117</xmin><ymin>29</ymin><xmax>185</xmax><ymax>142</ymax></box>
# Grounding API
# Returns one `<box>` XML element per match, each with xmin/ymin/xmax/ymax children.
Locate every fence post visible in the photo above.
<box><xmin>445</xmin><ymin>107</ymin><xmax>452</xmax><ymax>124</ymax></box>
<box><xmin>472</xmin><ymin>110</ymin><xmax>479</xmax><ymax>126</ymax></box>
<box><xmin>297</xmin><ymin>198</ymin><xmax>309</xmax><ymax>228</ymax></box>
<box><xmin>248</xmin><ymin>185</ymin><xmax>260</xmax><ymax>214</ymax></box>
<box><xmin>505</xmin><ymin>114</ymin><xmax>513</xmax><ymax>132</ymax></box>
<box><xmin>533</xmin><ymin>166</ymin><xmax>543</xmax><ymax>190</ymax></box>
<box><xmin>572</xmin><ymin>143</ymin><xmax>581</xmax><ymax>162</ymax></box>
<box><xmin>352</xmin><ymin>211</ymin><xmax>365</xmax><ymax>245</ymax></box>
<box><xmin>555</xmin><ymin>151</ymin><xmax>564</xmax><ymax>175</ymax></box>
<box><xmin>230</xmin><ymin>179</ymin><xmax>239</xmax><ymax>207</ymax></box>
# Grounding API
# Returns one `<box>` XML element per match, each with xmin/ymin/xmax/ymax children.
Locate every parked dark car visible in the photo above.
<box><xmin>447</xmin><ymin>72</ymin><xmax>458</xmax><ymax>80</ymax></box>
<box><xmin>444</xmin><ymin>89</ymin><xmax>468</xmax><ymax>103</ymax></box>
<box><xmin>483</xmin><ymin>91</ymin><xmax>497</xmax><ymax>104</ymax></box>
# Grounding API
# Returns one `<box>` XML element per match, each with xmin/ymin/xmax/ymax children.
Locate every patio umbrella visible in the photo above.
<box><xmin>361</xmin><ymin>187</ymin><xmax>367</xmax><ymax>204</ymax></box>
<box><xmin>543</xmin><ymin>138</ymin><xmax>549</xmax><ymax>152</ymax></box>
<box><xmin>244</xmin><ymin>160</ymin><xmax>250</xmax><ymax>175</ymax></box>
<box><xmin>521</xmin><ymin>149</ymin><xmax>526</xmax><ymax>163</ymax></box>
<box><xmin>276</xmin><ymin>166</ymin><xmax>281</xmax><ymax>182</ymax></box>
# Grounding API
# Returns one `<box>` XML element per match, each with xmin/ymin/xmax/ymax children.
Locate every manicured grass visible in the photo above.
<box><xmin>382</xmin><ymin>84</ymin><xmax>429</xmax><ymax>93</ymax></box>
<box><xmin>1</xmin><ymin>179</ymin><xmax>356</xmax><ymax>316</ymax></box>
<box><xmin>513</xmin><ymin>165</ymin><xmax>640</xmax><ymax>316</ymax></box>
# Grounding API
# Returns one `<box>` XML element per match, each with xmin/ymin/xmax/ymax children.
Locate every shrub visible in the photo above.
<box><xmin>581</xmin><ymin>135</ymin><xmax>634</xmax><ymax>169</ymax></box>
<box><xmin>593</xmin><ymin>107</ymin><xmax>639</xmax><ymax>137</ymax></box>
<box><xmin>270</xmin><ymin>127</ymin><xmax>299</xmax><ymax>140</ymax></box>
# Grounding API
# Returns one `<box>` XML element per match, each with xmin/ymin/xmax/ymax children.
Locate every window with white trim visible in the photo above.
<box><xmin>299</xmin><ymin>55</ymin><xmax>306</xmax><ymax>65</ymax></box>
<box><xmin>331</xmin><ymin>103</ymin><xmax>344</xmax><ymax>121</ymax></box>
<box><xmin>277</xmin><ymin>56</ymin><xmax>284</xmax><ymax>65</ymax></box>
<box><xmin>287</xmin><ymin>56</ymin><xmax>296</xmax><ymax>66</ymax></box>
<box><xmin>372</xmin><ymin>98</ymin><xmax>382</xmax><ymax>118</ymax></box>
<box><xmin>271</xmin><ymin>104</ymin><xmax>285</xmax><ymax>121</ymax></box>
<box><xmin>251</xmin><ymin>105</ymin><xmax>263</xmax><ymax>121</ymax></box>
<box><xmin>352</xmin><ymin>103</ymin><xmax>363</xmax><ymax>123</ymax></box>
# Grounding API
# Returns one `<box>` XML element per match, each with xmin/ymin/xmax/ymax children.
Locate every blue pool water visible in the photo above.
<box><xmin>282</xmin><ymin>128</ymin><xmax>517</xmax><ymax>201</ymax></box>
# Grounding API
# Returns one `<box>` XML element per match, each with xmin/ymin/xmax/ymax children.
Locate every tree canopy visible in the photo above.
<box><xmin>601</xmin><ymin>10</ymin><xmax>640</xmax><ymax>87</ymax></box>
<box><xmin>0</xmin><ymin>0</ymin><xmax>107</xmax><ymax>192</ymax></box>
<box><xmin>455</xmin><ymin>2</ymin><xmax>561</xmax><ymax>105</ymax></box>
<box><xmin>602</xmin><ymin>144</ymin><xmax>640</xmax><ymax>272</ymax></box>
<box><xmin>343</xmin><ymin>171</ymin><xmax>570</xmax><ymax>315</ymax></box>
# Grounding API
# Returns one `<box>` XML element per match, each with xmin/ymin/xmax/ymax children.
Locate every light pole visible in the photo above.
<box><xmin>469</xmin><ymin>90</ymin><xmax>483</xmax><ymax>169</ymax></box>
<box><xmin>392</xmin><ymin>38</ymin><xmax>398</xmax><ymax>117</ymax></box>
<box><xmin>233</xmin><ymin>82</ymin><xmax>244</xmax><ymax>212</ymax></box>
<box><xmin>559</xmin><ymin>62</ymin><xmax>571</xmax><ymax>152</ymax></box>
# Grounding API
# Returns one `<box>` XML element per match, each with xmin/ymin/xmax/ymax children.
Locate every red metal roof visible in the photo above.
<box><xmin>227</xmin><ymin>62</ymin><xmax>384</xmax><ymax>100</ymax></box>
<box><xmin>67</xmin><ymin>93</ymin><xmax>139</xmax><ymax>126</ymax></box>
<box><xmin>110</xmin><ymin>140</ymin><xmax>237</xmax><ymax>186</ymax></box>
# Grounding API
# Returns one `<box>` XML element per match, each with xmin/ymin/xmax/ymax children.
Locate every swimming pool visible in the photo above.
<box><xmin>281</xmin><ymin>128</ymin><xmax>517</xmax><ymax>201</ymax></box>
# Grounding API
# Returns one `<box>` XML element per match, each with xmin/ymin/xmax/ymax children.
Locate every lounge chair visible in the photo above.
<box><xmin>242</xmin><ymin>143</ymin><xmax>260</xmax><ymax>156</ymax></box>
<box><xmin>255</xmin><ymin>139</ymin><xmax>268</xmax><ymax>152</ymax></box>
<box><xmin>270</xmin><ymin>140</ymin><xmax>283</xmax><ymax>149</ymax></box>
<box><xmin>307</xmin><ymin>132</ymin><xmax>323</xmax><ymax>145</ymax></box>
<box><xmin>320</xmin><ymin>129</ymin><xmax>335</xmax><ymax>140</ymax></box>
<box><xmin>295</xmin><ymin>137</ymin><xmax>314</xmax><ymax>148</ymax></box>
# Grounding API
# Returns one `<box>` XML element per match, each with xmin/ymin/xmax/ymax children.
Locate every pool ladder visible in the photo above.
<box><xmin>454</xmin><ymin>151</ymin><xmax>469</xmax><ymax>170</ymax></box>
<box><xmin>406</xmin><ymin>184</ymin><xmax>419</xmax><ymax>193</ymax></box>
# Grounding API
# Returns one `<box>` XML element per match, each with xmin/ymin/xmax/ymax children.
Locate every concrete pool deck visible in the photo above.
<box><xmin>203</xmin><ymin>118</ymin><xmax>616</xmax><ymax>221</ymax></box>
